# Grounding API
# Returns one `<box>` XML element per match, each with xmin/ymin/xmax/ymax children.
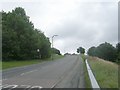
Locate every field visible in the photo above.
<box><xmin>87</xmin><ymin>56</ymin><xmax>118</xmax><ymax>88</ymax></box>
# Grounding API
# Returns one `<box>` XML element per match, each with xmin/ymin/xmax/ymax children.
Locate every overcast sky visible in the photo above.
<box><xmin>1</xmin><ymin>0</ymin><xmax>119</xmax><ymax>54</ymax></box>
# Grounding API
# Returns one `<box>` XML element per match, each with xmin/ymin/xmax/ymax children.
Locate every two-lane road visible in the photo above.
<box><xmin>2</xmin><ymin>55</ymin><xmax>85</xmax><ymax>89</ymax></box>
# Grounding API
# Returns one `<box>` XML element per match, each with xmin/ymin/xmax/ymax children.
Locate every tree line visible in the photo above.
<box><xmin>2</xmin><ymin>7</ymin><xmax>60</xmax><ymax>61</ymax></box>
<box><xmin>77</xmin><ymin>42</ymin><xmax>120</xmax><ymax>63</ymax></box>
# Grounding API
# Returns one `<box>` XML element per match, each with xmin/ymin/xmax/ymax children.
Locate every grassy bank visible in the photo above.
<box><xmin>2</xmin><ymin>55</ymin><xmax>64</xmax><ymax>70</ymax></box>
<box><xmin>88</xmin><ymin>56</ymin><xmax>118</xmax><ymax>88</ymax></box>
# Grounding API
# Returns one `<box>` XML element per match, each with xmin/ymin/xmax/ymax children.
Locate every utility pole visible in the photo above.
<box><xmin>51</xmin><ymin>35</ymin><xmax>58</xmax><ymax>60</ymax></box>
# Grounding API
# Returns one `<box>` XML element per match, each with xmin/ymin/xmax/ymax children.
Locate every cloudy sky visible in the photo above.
<box><xmin>1</xmin><ymin>0</ymin><xmax>119</xmax><ymax>54</ymax></box>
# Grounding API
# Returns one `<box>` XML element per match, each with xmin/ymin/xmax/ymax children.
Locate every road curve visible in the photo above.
<box><xmin>2</xmin><ymin>55</ymin><xmax>85</xmax><ymax>89</ymax></box>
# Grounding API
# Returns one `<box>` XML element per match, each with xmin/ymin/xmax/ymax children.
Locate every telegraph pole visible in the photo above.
<box><xmin>51</xmin><ymin>35</ymin><xmax>58</xmax><ymax>60</ymax></box>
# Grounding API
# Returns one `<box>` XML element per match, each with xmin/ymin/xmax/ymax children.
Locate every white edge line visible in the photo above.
<box><xmin>85</xmin><ymin>59</ymin><xmax>100</xmax><ymax>89</ymax></box>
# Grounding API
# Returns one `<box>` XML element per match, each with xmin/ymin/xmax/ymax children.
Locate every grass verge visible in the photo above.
<box><xmin>47</xmin><ymin>54</ymin><xmax>64</xmax><ymax>61</ymax></box>
<box><xmin>88</xmin><ymin>56</ymin><xmax>118</xmax><ymax>88</ymax></box>
<box><xmin>0</xmin><ymin>61</ymin><xmax>1</xmax><ymax>70</ymax></box>
<box><xmin>2</xmin><ymin>60</ymin><xmax>42</xmax><ymax>70</ymax></box>
<box><xmin>81</xmin><ymin>54</ymin><xmax>92</xmax><ymax>88</ymax></box>
<box><xmin>2</xmin><ymin>55</ymin><xmax>64</xmax><ymax>70</ymax></box>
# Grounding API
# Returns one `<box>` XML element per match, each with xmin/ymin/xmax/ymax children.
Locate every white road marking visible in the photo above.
<box><xmin>1</xmin><ymin>84</ymin><xmax>8</xmax><ymax>88</ymax></box>
<box><xmin>28</xmin><ymin>86</ymin><xmax>42</xmax><ymax>90</ymax></box>
<box><xmin>20</xmin><ymin>70</ymin><xmax>38</xmax><ymax>76</ymax></box>
<box><xmin>85</xmin><ymin>59</ymin><xmax>100</xmax><ymax>88</ymax></box>
<box><xmin>20</xmin><ymin>85</ymin><xmax>31</xmax><ymax>88</ymax></box>
<box><xmin>30</xmin><ymin>86</ymin><xmax>42</xmax><ymax>88</ymax></box>
<box><xmin>2</xmin><ymin>84</ymin><xmax>43</xmax><ymax>89</ymax></box>
<box><xmin>2</xmin><ymin>84</ymin><xmax>18</xmax><ymax>89</ymax></box>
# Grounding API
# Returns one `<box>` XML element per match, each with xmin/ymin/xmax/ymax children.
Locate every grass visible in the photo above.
<box><xmin>2</xmin><ymin>55</ymin><xmax>64</xmax><ymax>70</ymax></box>
<box><xmin>2</xmin><ymin>60</ymin><xmax>42</xmax><ymax>70</ymax></box>
<box><xmin>81</xmin><ymin>54</ymin><xmax>86</xmax><ymax>61</ymax></box>
<box><xmin>80</xmin><ymin>54</ymin><xmax>92</xmax><ymax>88</ymax></box>
<box><xmin>87</xmin><ymin>56</ymin><xmax>118</xmax><ymax>88</ymax></box>
<box><xmin>0</xmin><ymin>61</ymin><xmax>1</xmax><ymax>70</ymax></box>
<box><xmin>48</xmin><ymin>54</ymin><xmax>64</xmax><ymax>60</ymax></box>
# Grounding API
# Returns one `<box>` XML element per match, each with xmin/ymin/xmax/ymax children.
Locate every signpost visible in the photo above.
<box><xmin>37</xmin><ymin>49</ymin><xmax>41</xmax><ymax>59</ymax></box>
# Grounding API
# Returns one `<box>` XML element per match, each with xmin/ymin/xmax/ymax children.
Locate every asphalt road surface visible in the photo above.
<box><xmin>2</xmin><ymin>55</ymin><xmax>85</xmax><ymax>89</ymax></box>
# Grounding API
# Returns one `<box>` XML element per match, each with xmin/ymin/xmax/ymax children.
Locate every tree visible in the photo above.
<box><xmin>88</xmin><ymin>42</ymin><xmax>117</xmax><ymax>62</ymax></box>
<box><xmin>116</xmin><ymin>42</ymin><xmax>120</xmax><ymax>52</ymax></box>
<box><xmin>97</xmin><ymin>42</ymin><xmax>117</xmax><ymax>61</ymax></box>
<box><xmin>116</xmin><ymin>42</ymin><xmax>120</xmax><ymax>63</ymax></box>
<box><xmin>87</xmin><ymin>46</ymin><xmax>96</xmax><ymax>56</ymax></box>
<box><xmin>2</xmin><ymin>7</ymin><xmax>52</xmax><ymax>61</ymax></box>
<box><xmin>77</xmin><ymin>47</ymin><xmax>85</xmax><ymax>54</ymax></box>
<box><xmin>52</xmin><ymin>48</ymin><xmax>61</xmax><ymax>55</ymax></box>
<box><xmin>77</xmin><ymin>48</ymin><xmax>80</xmax><ymax>53</ymax></box>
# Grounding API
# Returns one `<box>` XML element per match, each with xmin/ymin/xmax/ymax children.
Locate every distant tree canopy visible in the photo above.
<box><xmin>77</xmin><ymin>47</ymin><xmax>85</xmax><ymax>54</ymax></box>
<box><xmin>116</xmin><ymin>42</ymin><xmax>120</xmax><ymax>61</ymax></box>
<box><xmin>87</xmin><ymin>42</ymin><xmax>118</xmax><ymax>62</ymax></box>
<box><xmin>87</xmin><ymin>46</ymin><xmax>96</xmax><ymax>56</ymax></box>
<box><xmin>51</xmin><ymin>48</ymin><xmax>61</xmax><ymax>55</ymax></box>
<box><xmin>2</xmin><ymin>7</ymin><xmax>52</xmax><ymax>61</ymax></box>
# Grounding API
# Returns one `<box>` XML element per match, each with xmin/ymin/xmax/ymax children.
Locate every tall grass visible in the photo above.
<box><xmin>88</xmin><ymin>56</ymin><xmax>118</xmax><ymax>88</ymax></box>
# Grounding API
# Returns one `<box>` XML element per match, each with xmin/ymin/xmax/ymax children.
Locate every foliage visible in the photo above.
<box><xmin>2</xmin><ymin>7</ymin><xmax>51</xmax><ymax>61</ymax></box>
<box><xmin>116</xmin><ymin>42</ymin><xmax>120</xmax><ymax>63</ymax></box>
<box><xmin>51</xmin><ymin>48</ymin><xmax>61</xmax><ymax>55</ymax></box>
<box><xmin>77</xmin><ymin>47</ymin><xmax>85</xmax><ymax>54</ymax></box>
<box><xmin>87</xmin><ymin>42</ymin><xmax>117</xmax><ymax>62</ymax></box>
<box><xmin>87</xmin><ymin>46</ymin><xmax>96</xmax><ymax>56</ymax></box>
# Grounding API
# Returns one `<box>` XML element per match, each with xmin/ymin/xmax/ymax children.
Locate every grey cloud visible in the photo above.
<box><xmin>1</xmin><ymin>0</ymin><xmax>118</xmax><ymax>54</ymax></box>
<box><xmin>51</xmin><ymin>2</ymin><xmax>118</xmax><ymax>53</ymax></box>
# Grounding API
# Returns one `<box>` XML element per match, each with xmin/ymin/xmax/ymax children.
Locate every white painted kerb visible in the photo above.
<box><xmin>85</xmin><ymin>59</ymin><xmax>100</xmax><ymax>88</ymax></box>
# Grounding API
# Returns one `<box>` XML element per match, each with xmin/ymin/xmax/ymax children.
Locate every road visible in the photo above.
<box><xmin>2</xmin><ymin>55</ymin><xmax>85</xmax><ymax>89</ymax></box>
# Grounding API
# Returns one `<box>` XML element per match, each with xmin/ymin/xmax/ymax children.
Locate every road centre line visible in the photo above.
<box><xmin>20</xmin><ymin>70</ymin><xmax>38</xmax><ymax>76</ymax></box>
